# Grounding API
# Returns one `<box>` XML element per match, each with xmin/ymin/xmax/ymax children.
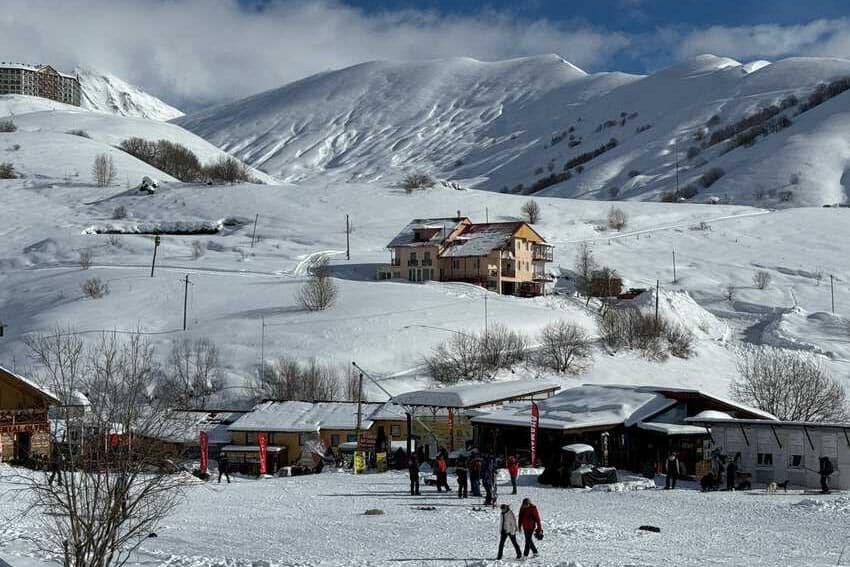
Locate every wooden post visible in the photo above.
<box><xmin>831</xmin><ymin>274</ymin><xmax>835</xmax><ymax>313</ymax></box>
<box><xmin>672</xmin><ymin>250</ymin><xmax>677</xmax><ymax>283</ymax></box>
<box><xmin>250</xmin><ymin>213</ymin><xmax>259</xmax><ymax>248</ymax></box>
<box><xmin>655</xmin><ymin>280</ymin><xmax>660</xmax><ymax>327</ymax></box>
<box><xmin>182</xmin><ymin>274</ymin><xmax>190</xmax><ymax>331</ymax></box>
<box><xmin>345</xmin><ymin>214</ymin><xmax>350</xmax><ymax>261</ymax></box>
<box><xmin>150</xmin><ymin>235</ymin><xmax>160</xmax><ymax>277</ymax></box>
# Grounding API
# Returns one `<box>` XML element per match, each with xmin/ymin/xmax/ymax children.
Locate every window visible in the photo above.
<box><xmin>347</xmin><ymin>434</ymin><xmax>357</xmax><ymax>443</ymax></box>
<box><xmin>246</xmin><ymin>431</ymin><xmax>258</xmax><ymax>444</ymax></box>
<box><xmin>757</xmin><ymin>453</ymin><xmax>773</xmax><ymax>466</ymax></box>
<box><xmin>331</xmin><ymin>434</ymin><xmax>340</xmax><ymax>446</ymax></box>
<box><xmin>756</xmin><ymin>430</ymin><xmax>773</xmax><ymax>467</ymax></box>
<box><xmin>790</xmin><ymin>454</ymin><xmax>804</xmax><ymax>468</ymax></box>
<box><xmin>391</xmin><ymin>425</ymin><xmax>401</xmax><ymax>437</ymax></box>
<box><xmin>789</xmin><ymin>431</ymin><xmax>804</xmax><ymax>469</ymax></box>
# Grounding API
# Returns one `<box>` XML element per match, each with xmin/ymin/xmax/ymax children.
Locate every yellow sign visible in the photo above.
<box><xmin>376</xmin><ymin>452</ymin><xmax>387</xmax><ymax>473</ymax></box>
<box><xmin>353</xmin><ymin>451</ymin><xmax>366</xmax><ymax>474</ymax></box>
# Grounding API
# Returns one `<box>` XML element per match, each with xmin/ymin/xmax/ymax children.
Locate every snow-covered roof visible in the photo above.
<box><xmin>155</xmin><ymin>411</ymin><xmax>246</xmax><ymax>444</ymax></box>
<box><xmin>686</xmin><ymin>416</ymin><xmax>850</xmax><ymax>429</ymax></box>
<box><xmin>562</xmin><ymin>443</ymin><xmax>594</xmax><ymax>453</ymax></box>
<box><xmin>391</xmin><ymin>379</ymin><xmax>561</xmax><ymax>409</ymax></box>
<box><xmin>387</xmin><ymin>217</ymin><xmax>467</xmax><ymax>248</ymax></box>
<box><xmin>229</xmin><ymin>401</ymin><xmax>406</xmax><ymax>432</ymax></box>
<box><xmin>471</xmin><ymin>384</ymin><xmax>661</xmax><ymax>430</ymax></box>
<box><xmin>628</xmin><ymin>386</ymin><xmax>777</xmax><ymax>421</ymax></box>
<box><xmin>440</xmin><ymin>222</ymin><xmax>522</xmax><ymax>258</ymax></box>
<box><xmin>637</xmin><ymin>422</ymin><xmax>708</xmax><ymax>436</ymax></box>
<box><xmin>692</xmin><ymin>410</ymin><xmax>733</xmax><ymax>421</ymax></box>
<box><xmin>0</xmin><ymin>63</ymin><xmax>77</xmax><ymax>79</ymax></box>
<box><xmin>0</xmin><ymin>365</ymin><xmax>60</xmax><ymax>404</ymax></box>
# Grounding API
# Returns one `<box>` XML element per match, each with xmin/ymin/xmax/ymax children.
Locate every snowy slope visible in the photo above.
<box><xmin>76</xmin><ymin>66</ymin><xmax>184</xmax><ymax>121</ymax></box>
<box><xmin>178</xmin><ymin>54</ymin><xmax>850</xmax><ymax>207</ymax></box>
<box><xmin>0</xmin><ymin>96</ymin><xmax>275</xmax><ymax>184</ymax></box>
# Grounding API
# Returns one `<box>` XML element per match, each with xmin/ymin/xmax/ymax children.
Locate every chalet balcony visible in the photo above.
<box><xmin>390</xmin><ymin>257</ymin><xmax>401</xmax><ymax>267</ymax></box>
<box><xmin>533</xmin><ymin>245</ymin><xmax>554</xmax><ymax>262</ymax></box>
<box><xmin>408</xmin><ymin>259</ymin><xmax>420</xmax><ymax>266</ymax></box>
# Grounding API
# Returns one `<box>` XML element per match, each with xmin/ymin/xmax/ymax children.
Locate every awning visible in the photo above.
<box><xmin>221</xmin><ymin>445</ymin><xmax>286</xmax><ymax>453</ymax></box>
<box><xmin>637</xmin><ymin>422</ymin><xmax>708</xmax><ymax>436</ymax></box>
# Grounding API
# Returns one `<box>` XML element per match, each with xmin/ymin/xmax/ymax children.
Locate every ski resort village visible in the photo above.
<box><xmin>4</xmin><ymin>2</ymin><xmax>850</xmax><ymax>566</ymax></box>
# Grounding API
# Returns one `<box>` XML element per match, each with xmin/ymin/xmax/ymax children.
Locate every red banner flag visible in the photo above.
<box><xmin>258</xmin><ymin>433</ymin><xmax>268</xmax><ymax>475</ymax></box>
<box><xmin>199</xmin><ymin>431</ymin><xmax>209</xmax><ymax>474</ymax></box>
<box><xmin>530</xmin><ymin>401</ymin><xmax>539</xmax><ymax>467</ymax></box>
<box><xmin>448</xmin><ymin>408</ymin><xmax>455</xmax><ymax>452</ymax></box>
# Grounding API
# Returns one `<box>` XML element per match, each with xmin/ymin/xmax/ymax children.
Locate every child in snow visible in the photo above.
<box><xmin>497</xmin><ymin>504</ymin><xmax>522</xmax><ymax>560</ymax></box>
<box><xmin>507</xmin><ymin>455</ymin><xmax>520</xmax><ymax>495</ymax></box>
<box><xmin>518</xmin><ymin>498</ymin><xmax>543</xmax><ymax>558</ymax></box>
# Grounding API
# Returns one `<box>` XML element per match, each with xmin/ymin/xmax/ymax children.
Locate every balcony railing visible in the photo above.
<box><xmin>533</xmin><ymin>245</ymin><xmax>554</xmax><ymax>262</ymax></box>
<box><xmin>390</xmin><ymin>258</ymin><xmax>401</xmax><ymax>267</ymax></box>
<box><xmin>409</xmin><ymin>259</ymin><xmax>420</xmax><ymax>266</ymax></box>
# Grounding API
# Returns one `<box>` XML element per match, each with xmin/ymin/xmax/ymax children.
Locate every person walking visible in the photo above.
<box><xmin>819</xmin><ymin>456</ymin><xmax>834</xmax><ymax>494</ymax></box>
<box><xmin>47</xmin><ymin>444</ymin><xmax>63</xmax><ymax>487</ymax></box>
<box><xmin>507</xmin><ymin>454</ymin><xmax>520</xmax><ymax>495</ymax></box>
<box><xmin>435</xmin><ymin>454</ymin><xmax>451</xmax><ymax>493</ymax></box>
<box><xmin>518</xmin><ymin>498</ymin><xmax>543</xmax><ymax>558</ymax></box>
<box><xmin>217</xmin><ymin>454</ymin><xmax>231</xmax><ymax>484</ymax></box>
<box><xmin>665</xmin><ymin>451</ymin><xmax>679</xmax><ymax>490</ymax></box>
<box><xmin>469</xmin><ymin>453</ymin><xmax>482</xmax><ymax>497</ymax></box>
<box><xmin>726</xmin><ymin>453</ymin><xmax>739</xmax><ymax>491</ymax></box>
<box><xmin>496</xmin><ymin>504</ymin><xmax>522</xmax><ymax>560</ymax></box>
<box><xmin>408</xmin><ymin>453</ymin><xmax>421</xmax><ymax>495</ymax></box>
<box><xmin>455</xmin><ymin>455</ymin><xmax>468</xmax><ymax>498</ymax></box>
<box><xmin>482</xmin><ymin>455</ymin><xmax>495</xmax><ymax>505</ymax></box>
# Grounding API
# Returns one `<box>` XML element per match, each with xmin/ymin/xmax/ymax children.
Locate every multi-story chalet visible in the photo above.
<box><xmin>379</xmin><ymin>216</ymin><xmax>554</xmax><ymax>296</ymax></box>
<box><xmin>0</xmin><ymin>63</ymin><xmax>81</xmax><ymax>106</ymax></box>
<box><xmin>0</xmin><ymin>366</ymin><xmax>59</xmax><ymax>462</ymax></box>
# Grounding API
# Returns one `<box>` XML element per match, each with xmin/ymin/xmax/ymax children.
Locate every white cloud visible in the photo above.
<box><xmin>0</xmin><ymin>0</ymin><xmax>628</xmax><ymax>109</ymax></box>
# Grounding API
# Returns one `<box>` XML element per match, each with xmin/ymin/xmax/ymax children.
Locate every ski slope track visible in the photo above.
<box><xmin>179</xmin><ymin>54</ymin><xmax>850</xmax><ymax>207</ymax></box>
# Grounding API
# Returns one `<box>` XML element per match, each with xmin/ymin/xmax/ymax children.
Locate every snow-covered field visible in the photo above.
<box><xmin>1</xmin><ymin>466</ymin><xmax>848</xmax><ymax>566</ymax></box>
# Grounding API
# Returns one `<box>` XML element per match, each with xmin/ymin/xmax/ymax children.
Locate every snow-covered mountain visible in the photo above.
<box><xmin>77</xmin><ymin>66</ymin><xmax>184</xmax><ymax>121</ymax></box>
<box><xmin>178</xmin><ymin>54</ymin><xmax>850</xmax><ymax>207</ymax></box>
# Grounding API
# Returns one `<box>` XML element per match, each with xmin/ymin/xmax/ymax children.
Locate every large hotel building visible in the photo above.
<box><xmin>0</xmin><ymin>63</ymin><xmax>81</xmax><ymax>106</ymax></box>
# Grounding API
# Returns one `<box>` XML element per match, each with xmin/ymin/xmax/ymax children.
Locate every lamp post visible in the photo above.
<box><xmin>150</xmin><ymin>235</ymin><xmax>161</xmax><ymax>277</ymax></box>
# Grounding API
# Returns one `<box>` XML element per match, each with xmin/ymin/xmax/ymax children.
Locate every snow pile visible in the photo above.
<box><xmin>590</xmin><ymin>477</ymin><xmax>656</xmax><ymax>492</ymax></box>
<box><xmin>792</xmin><ymin>496</ymin><xmax>850</xmax><ymax>513</ymax></box>
<box><xmin>76</xmin><ymin>65</ymin><xmax>184</xmax><ymax>121</ymax></box>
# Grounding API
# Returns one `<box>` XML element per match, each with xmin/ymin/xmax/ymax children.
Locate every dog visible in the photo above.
<box><xmin>767</xmin><ymin>482</ymin><xmax>777</xmax><ymax>495</ymax></box>
<box><xmin>767</xmin><ymin>480</ymin><xmax>789</xmax><ymax>494</ymax></box>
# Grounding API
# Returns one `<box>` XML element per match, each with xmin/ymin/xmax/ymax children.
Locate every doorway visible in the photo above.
<box><xmin>15</xmin><ymin>432</ymin><xmax>32</xmax><ymax>461</ymax></box>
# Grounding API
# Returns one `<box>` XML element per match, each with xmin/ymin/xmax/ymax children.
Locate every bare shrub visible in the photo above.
<box><xmin>686</xmin><ymin>146</ymin><xmax>701</xmax><ymax>159</ymax></box>
<box><xmin>92</xmin><ymin>153</ymin><xmax>117</xmax><ymax>187</ymax></box>
<box><xmin>155</xmin><ymin>338</ymin><xmax>223</xmax><ymax>407</ymax></box>
<box><xmin>537</xmin><ymin>321</ymin><xmax>592</xmax><ymax>374</ymax></box>
<box><xmin>0</xmin><ymin>119</ymin><xmax>16</xmax><ymax>132</ymax></box>
<box><xmin>401</xmin><ymin>172</ymin><xmax>435</xmax><ymax>192</ymax></box>
<box><xmin>723</xmin><ymin>283</ymin><xmax>736</xmax><ymax>303</ymax></box>
<box><xmin>81</xmin><ymin>277</ymin><xmax>109</xmax><ymax>298</ymax></box>
<box><xmin>299</xmin><ymin>257</ymin><xmax>338</xmax><ymax>311</ymax></box>
<box><xmin>112</xmin><ymin>205</ymin><xmax>127</xmax><ymax>219</ymax></box>
<box><xmin>753</xmin><ymin>270</ymin><xmax>771</xmax><ymax>290</ymax></box>
<box><xmin>731</xmin><ymin>347</ymin><xmax>848</xmax><ymax>421</ymax></box>
<box><xmin>521</xmin><ymin>199</ymin><xmax>541</xmax><ymax>224</ymax></box>
<box><xmin>598</xmin><ymin>306</ymin><xmax>670</xmax><ymax>361</ymax></box>
<box><xmin>253</xmin><ymin>357</ymin><xmax>351</xmax><ymax>402</ymax></box>
<box><xmin>205</xmin><ymin>155</ymin><xmax>253</xmax><ymax>184</ymax></box>
<box><xmin>665</xmin><ymin>324</ymin><xmax>694</xmax><ymax>358</ymax></box>
<box><xmin>66</xmin><ymin>129</ymin><xmax>91</xmax><ymax>138</ymax></box>
<box><xmin>479</xmin><ymin>324</ymin><xmax>529</xmax><ymax>374</ymax></box>
<box><xmin>700</xmin><ymin>167</ymin><xmax>725</xmax><ymax>188</ymax></box>
<box><xmin>20</xmin><ymin>330</ymin><xmax>187</xmax><ymax>567</ymax></box>
<box><xmin>79</xmin><ymin>250</ymin><xmax>93</xmax><ymax>269</ymax></box>
<box><xmin>0</xmin><ymin>161</ymin><xmax>16</xmax><ymax>179</ymax></box>
<box><xmin>607</xmin><ymin>206</ymin><xmax>627</xmax><ymax>231</ymax></box>
<box><xmin>575</xmin><ymin>242</ymin><xmax>597</xmax><ymax>296</ymax></box>
<box><xmin>425</xmin><ymin>332</ymin><xmax>486</xmax><ymax>384</ymax></box>
<box><xmin>119</xmin><ymin>137</ymin><xmax>203</xmax><ymax>182</ymax></box>
<box><xmin>191</xmin><ymin>240</ymin><xmax>205</xmax><ymax>259</ymax></box>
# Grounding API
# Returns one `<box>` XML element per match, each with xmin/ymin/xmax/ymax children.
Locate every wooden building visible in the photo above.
<box><xmin>224</xmin><ymin>401</ymin><xmax>407</xmax><ymax>474</ymax></box>
<box><xmin>0</xmin><ymin>366</ymin><xmax>59</xmax><ymax>463</ymax></box>
<box><xmin>471</xmin><ymin>384</ymin><xmax>775</xmax><ymax>476</ymax></box>
<box><xmin>379</xmin><ymin>217</ymin><xmax>554</xmax><ymax>296</ymax></box>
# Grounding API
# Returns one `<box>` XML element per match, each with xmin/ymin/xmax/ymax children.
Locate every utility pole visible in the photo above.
<box><xmin>831</xmin><ymin>275</ymin><xmax>835</xmax><ymax>313</ymax></box>
<box><xmin>484</xmin><ymin>292</ymin><xmax>489</xmax><ymax>337</ymax></box>
<box><xmin>485</xmin><ymin>207</ymin><xmax>489</xmax><ymax>223</ymax></box>
<box><xmin>260</xmin><ymin>315</ymin><xmax>265</xmax><ymax>378</ymax></box>
<box><xmin>354</xmin><ymin>371</ymin><xmax>364</xmax><ymax>452</ymax></box>
<box><xmin>345</xmin><ymin>214</ymin><xmax>350</xmax><ymax>261</ymax></box>
<box><xmin>182</xmin><ymin>274</ymin><xmax>192</xmax><ymax>331</ymax></box>
<box><xmin>250</xmin><ymin>213</ymin><xmax>259</xmax><ymax>248</ymax></box>
<box><xmin>655</xmin><ymin>279</ymin><xmax>660</xmax><ymax>327</ymax></box>
<box><xmin>674</xmin><ymin>137</ymin><xmax>679</xmax><ymax>195</ymax></box>
<box><xmin>150</xmin><ymin>235</ymin><xmax>161</xmax><ymax>277</ymax></box>
<box><xmin>672</xmin><ymin>250</ymin><xmax>677</xmax><ymax>283</ymax></box>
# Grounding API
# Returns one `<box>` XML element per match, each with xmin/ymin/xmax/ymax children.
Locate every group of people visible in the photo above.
<box><xmin>408</xmin><ymin>450</ymin><xmax>542</xmax><ymax>560</ymax></box>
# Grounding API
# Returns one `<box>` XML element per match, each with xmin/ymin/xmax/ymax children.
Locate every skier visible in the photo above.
<box><xmin>455</xmin><ymin>455</ymin><xmax>468</xmax><ymax>498</ymax></box>
<box><xmin>518</xmin><ymin>498</ymin><xmax>543</xmax><ymax>558</ymax></box>
<box><xmin>726</xmin><ymin>453</ymin><xmax>739</xmax><ymax>491</ymax></box>
<box><xmin>408</xmin><ymin>453</ymin><xmax>421</xmax><ymax>495</ymax></box>
<box><xmin>507</xmin><ymin>454</ymin><xmax>520</xmax><ymax>495</ymax></box>
<box><xmin>496</xmin><ymin>503</ymin><xmax>522</xmax><ymax>560</ymax></box>
<box><xmin>665</xmin><ymin>451</ymin><xmax>679</xmax><ymax>490</ymax></box>
<box><xmin>469</xmin><ymin>453</ymin><xmax>482</xmax><ymax>497</ymax></box>
<box><xmin>47</xmin><ymin>443</ymin><xmax>63</xmax><ymax>487</ymax></box>
<box><xmin>217</xmin><ymin>454</ymin><xmax>231</xmax><ymax>484</ymax></box>
<box><xmin>435</xmin><ymin>453</ymin><xmax>451</xmax><ymax>492</ymax></box>
<box><xmin>819</xmin><ymin>456</ymin><xmax>834</xmax><ymax>494</ymax></box>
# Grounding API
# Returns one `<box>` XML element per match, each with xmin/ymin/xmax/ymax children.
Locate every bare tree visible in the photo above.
<box><xmin>424</xmin><ymin>332</ymin><xmax>484</xmax><ymax>384</ymax></box>
<box><xmin>299</xmin><ymin>257</ymin><xmax>338</xmax><ymax>311</ymax></box>
<box><xmin>537</xmin><ymin>321</ymin><xmax>592</xmax><ymax>374</ymax></box>
<box><xmin>731</xmin><ymin>346</ymin><xmax>848</xmax><ymax>421</ymax></box>
<box><xmin>92</xmin><ymin>153</ymin><xmax>117</xmax><ymax>187</ymax></box>
<box><xmin>17</xmin><ymin>330</ymin><xmax>188</xmax><ymax>567</ymax></box>
<box><xmin>723</xmin><ymin>283</ymin><xmax>736</xmax><ymax>303</ymax></box>
<box><xmin>479</xmin><ymin>324</ymin><xmax>529</xmax><ymax>374</ymax></box>
<box><xmin>753</xmin><ymin>270</ymin><xmax>771</xmax><ymax>290</ymax></box>
<box><xmin>521</xmin><ymin>200</ymin><xmax>541</xmax><ymax>224</ymax></box>
<box><xmin>400</xmin><ymin>172</ymin><xmax>435</xmax><ymax>192</ymax></box>
<box><xmin>79</xmin><ymin>250</ymin><xmax>93</xmax><ymax>269</ymax></box>
<box><xmin>574</xmin><ymin>242</ymin><xmax>597</xmax><ymax>296</ymax></box>
<box><xmin>156</xmin><ymin>337</ymin><xmax>223</xmax><ymax>408</ymax></box>
<box><xmin>82</xmin><ymin>277</ymin><xmax>110</xmax><ymax>299</ymax></box>
<box><xmin>607</xmin><ymin>206</ymin><xmax>627</xmax><ymax>231</ymax></box>
<box><xmin>253</xmin><ymin>356</ymin><xmax>344</xmax><ymax>401</ymax></box>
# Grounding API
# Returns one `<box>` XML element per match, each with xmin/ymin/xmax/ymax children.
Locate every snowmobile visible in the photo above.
<box><xmin>539</xmin><ymin>444</ymin><xmax>617</xmax><ymax>488</ymax></box>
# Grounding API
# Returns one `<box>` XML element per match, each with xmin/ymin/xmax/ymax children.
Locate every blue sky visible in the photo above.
<box><xmin>3</xmin><ymin>0</ymin><xmax>850</xmax><ymax>106</ymax></box>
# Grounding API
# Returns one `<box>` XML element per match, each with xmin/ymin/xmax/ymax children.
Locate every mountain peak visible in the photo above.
<box><xmin>76</xmin><ymin>65</ymin><xmax>184</xmax><ymax>121</ymax></box>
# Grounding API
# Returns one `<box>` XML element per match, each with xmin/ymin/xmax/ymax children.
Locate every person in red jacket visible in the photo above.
<box><xmin>517</xmin><ymin>498</ymin><xmax>542</xmax><ymax>558</ymax></box>
<box><xmin>435</xmin><ymin>454</ymin><xmax>451</xmax><ymax>492</ymax></box>
<box><xmin>507</xmin><ymin>455</ymin><xmax>520</xmax><ymax>494</ymax></box>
